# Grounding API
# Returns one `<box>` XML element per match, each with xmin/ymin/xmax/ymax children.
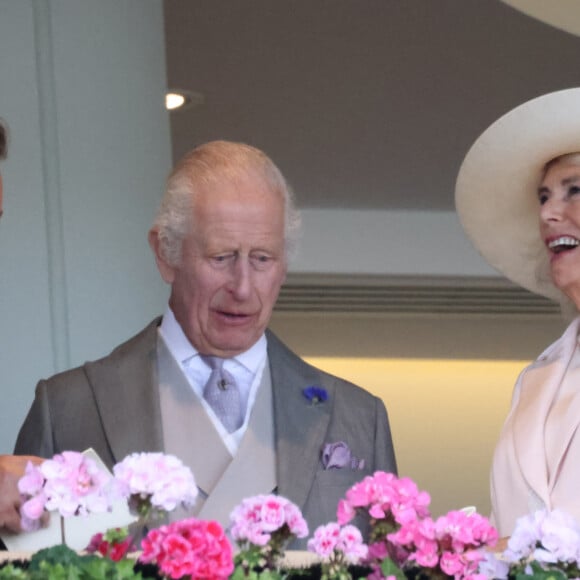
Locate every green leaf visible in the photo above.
<box><xmin>28</xmin><ymin>545</ymin><xmax>82</xmax><ymax>572</ymax></box>
<box><xmin>513</xmin><ymin>561</ymin><xmax>568</xmax><ymax>580</ymax></box>
<box><xmin>0</xmin><ymin>565</ymin><xmax>29</xmax><ymax>579</ymax></box>
<box><xmin>35</xmin><ymin>561</ymin><xmax>82</xmax><ymax>580</ymax></box>
<box><xmin>380</xmin><ymin>557</ymin><xmax>406</xmax><ymax>580</ymax></box>
<box><xmin>103</xmin><ymin>527</ymin><xmax>130</xmax><ymax>544</ymax></box>
<box><xmin>4</xmin><ymin>546</ymin><xmax>144</xmax><ymax>580</ymax></box>
<box><xmin>230</xmin><ymin>566</ymin><xmax>248</xmax><ymax>580</ymax></box>
<box><xmin>257</xmin><ymin>570</ymin><xmax>283</xmax><ymax>580</ymax></box>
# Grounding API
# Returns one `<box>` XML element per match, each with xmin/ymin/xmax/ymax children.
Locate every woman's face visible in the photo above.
<box><xmin>539</xmin><ymin>156</ymin><xmax>580</xmax><ymax>304</ymax></box>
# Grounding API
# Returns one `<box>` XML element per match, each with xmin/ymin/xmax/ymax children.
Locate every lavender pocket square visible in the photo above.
<box><xmin>321</xmin><ymin>441</ymin><xmax>365</xmax><ymax>471</ymax></box>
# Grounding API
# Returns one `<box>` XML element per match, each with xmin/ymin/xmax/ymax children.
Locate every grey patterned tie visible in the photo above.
<box><xmin>201</xmin><ymin>356</ymin><xmax>243</xmax><ymax>433</ymax></box>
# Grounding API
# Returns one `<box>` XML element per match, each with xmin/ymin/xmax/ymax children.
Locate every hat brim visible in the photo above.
<box><xmin>455</xmin><ymin>87</ymin><xmax>580</xmax><ymax>301</ymax></box>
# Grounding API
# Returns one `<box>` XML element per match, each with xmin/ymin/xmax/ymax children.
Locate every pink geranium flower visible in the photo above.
<box><xmin>229</xmin><ymin>494</ymin><xmax>308</xmax><ymax>547</ymax></box>
<box><xmin>86</xmin><ymin>528</ymin><xmax>134</xmax><ymax>562</ymax></box>
<box><xmin>308</xmin><ymin>522</ymin><xmax>368</xmax><ymax>564</ymax></box>
<box><xmin>230</xmin><ymin>494</ymin><xmax>308</xmax><ymax>572</ymax></box>
<box><xmin>337</xmin><ymin>471</ymin><xmax>498</xmax><ymax>580</ymax></box>
<box><xmin>339</xmin><ymin>524</ymin><xmax>369</xmax><ymax>561</ymax></box>
<box><xmin>18</xmin><ymin>451</ymin><xmax>114</xmax><ymax>531</ymax></box>
<box><xmin>337</xmin><ymin>471</ymin><xmax>431</xmax><ymax>528</ymax></box>
<box><xmin>113</xmin><ymin>452</ymin><xmax>198</xmax><ymax>516</ymax></box>
<box><xmin>19</xmin><ymin>492</ymin><xmax>47</xmax><ymax>531</ymax></box>
<box><xmin>389</xmin><ymin>510</ymin><xmax>497</xmax><ymax>579</ymax></box>
<box><xmin>140</xmin><ymin>518</ymin><xmax>233</xmax><ymax>580</ymax></box>
<box><xmin>308</xmin><ymin>522</ymin><xmax>341</xmax><ymax>558</ymax></box>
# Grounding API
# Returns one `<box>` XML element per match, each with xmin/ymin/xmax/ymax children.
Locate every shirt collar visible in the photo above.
<box><xmin>159</xmin><ymin>306</ymin><xmax>267</xmax><ymax>373</ymax></box>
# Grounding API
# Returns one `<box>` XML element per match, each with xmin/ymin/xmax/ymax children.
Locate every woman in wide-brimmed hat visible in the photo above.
<box><xmin>456</xmin><ymin>87</ymin><xmax>580</xmax><ymax>537</ymax></box>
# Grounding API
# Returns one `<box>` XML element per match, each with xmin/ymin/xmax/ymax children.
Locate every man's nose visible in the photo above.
<box><xmin>228</xmin><ymin>258</ymin><xmax>251</xmax><ymax>299</ymax></box>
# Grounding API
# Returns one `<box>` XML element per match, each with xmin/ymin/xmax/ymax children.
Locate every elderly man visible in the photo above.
<box><xmin>15</xmin><ymin>141</ymin><xmax>397</xmax><ymax>537</ymax></box>
<box><xmin>0</xmin><ymin>119</ymin><xmax>43</xmax><ymax>534</ymax></box>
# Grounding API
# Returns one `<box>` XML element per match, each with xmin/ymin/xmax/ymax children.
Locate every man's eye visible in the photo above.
<box><xmin>569</xmin><ymin>185</ymin><xmax>580</xmax><ymax>196</ymax></box>
<box><xmin>251</xmin><ymin>254</ymin><xmax>274</xmax><ymax>269</ymax></box>
<box><xmin>211</xmin><ymin>255</ymin><xmax>232</xmax><ymax>265</ymax></box>
<box><xmin>539</xmin><ymin>194</ymin><xmax>548</xmax><ymax>205</ymax></box>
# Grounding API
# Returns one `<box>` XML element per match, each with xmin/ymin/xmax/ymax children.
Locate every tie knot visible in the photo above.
<box><xmin>200</xmin><ymin>355</ymin><xmax>225</xmax><ymax>372</ymax></box>
<box><xmin>200</xmin><ymin>355</ymin><xmax>242</xmax><ymax>433</ymax></box>
<box><xmin>200</xmin><ymin>355</ymin><xmax>232</xmax><ymax>392</ymax></box>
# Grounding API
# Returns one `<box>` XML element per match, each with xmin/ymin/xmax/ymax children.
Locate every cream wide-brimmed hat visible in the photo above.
<box><xmin>455</xmin><ymin>87</ymin><xmax>580</xmax><ymax>301</ymax></box>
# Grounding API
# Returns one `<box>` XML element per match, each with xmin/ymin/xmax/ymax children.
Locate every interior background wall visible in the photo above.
<box><xmin>0</xmin><ymin>0</ymin><xmax>170</xmax><ymax>451</ymax></box>
<box><xmin>0</xmin><ymin>0</ymin><xmax>567</xmax><ymax>523</ymax></box>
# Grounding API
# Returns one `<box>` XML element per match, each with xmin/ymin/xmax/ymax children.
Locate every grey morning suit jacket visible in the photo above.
<box><xmin>14</xmin><ymin>318</ymin><xmax>397</xmax><ymax>538</ymax></box>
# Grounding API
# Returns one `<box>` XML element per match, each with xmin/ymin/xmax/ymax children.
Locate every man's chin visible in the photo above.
<box><xmin>205</xmin><ymin>332</ymin><xmax>261</xmax><ymax>357</ymax></box>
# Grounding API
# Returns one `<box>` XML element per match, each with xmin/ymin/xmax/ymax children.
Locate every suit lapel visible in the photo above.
<box><xmin>513</xmin><ymin>360</ymin><xmax>563</xmax><ymax>505</ymax></box>
<box><xmin>198</xmin><ymin>363</ymin><xmax>277</xmax><ymax>526</ymax></box>
<box><xmin>513</xmin><ymin>318</ymin><xmax>580</xmax><ymax>504</ymax></box>
<box><xmin>546</xmin><ymin>364</ymin><xmax>580</xmax><ymax>491</ymax></box>
<box><xmin>157</xmin><ymin>334</ymin><xmax>232</xmax><ymax>495</ymax></box>
<box><xmin>84</xmin><ymin>318</ymin><xmax>164</xmax><ymax>464</ymax></box>
<box><xmin>267</xmin><ymin>331</ymin><xmax>332</xmax><ymax>512</ymax></box>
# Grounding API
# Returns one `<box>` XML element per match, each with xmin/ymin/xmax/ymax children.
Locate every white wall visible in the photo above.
<box><xmin>292</xmin><ymin>208</ymin><xmax>497</xmax><ymax>277</ymax></box>
<box><xmin>0</xmin><ymin>0</ymin><xmax>171</xmax><ymax>452</ymax></box>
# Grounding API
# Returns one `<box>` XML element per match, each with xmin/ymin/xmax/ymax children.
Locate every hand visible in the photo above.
<box><xmin>0</xmin><ymin>454</ymin><xmax>43</xmax><ymax>533</ymax></box>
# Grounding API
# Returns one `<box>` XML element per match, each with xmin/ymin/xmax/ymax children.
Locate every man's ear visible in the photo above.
<box><xmin>148</xmin><ymin>228</ymin><xmax>176</xmax><ymax>284</ymax></box>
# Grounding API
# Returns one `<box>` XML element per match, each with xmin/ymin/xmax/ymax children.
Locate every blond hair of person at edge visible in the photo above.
<box><xmin>15</xmin><ymin>140</ymin><xmax>397</xmax><ymax>547</ymax></box>
<box><xmin>0</xmin><ymin>118</ymin><xmax>44</xmax><ymax>535</ymax></box>
<box><xmin>455</xmin><ymin>87</ymin><xmax>580</xmax><ymax>538</ymax></box>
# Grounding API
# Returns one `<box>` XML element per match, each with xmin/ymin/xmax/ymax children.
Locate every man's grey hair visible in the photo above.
<box><xmin>0</xmin><ymin>118</ymin><xmax>8</xmax><ymax>161</ymax></box>
<box><xmin>152</xmin><ymin>140</ymin><xmax>301</xmax><ymax>265</ymax></box>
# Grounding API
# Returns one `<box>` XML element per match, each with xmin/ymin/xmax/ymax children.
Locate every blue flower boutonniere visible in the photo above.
<box><xmin>302</xmin><ymin>385</ymin><xmax>328</xmax><ymax>405</ymax></box>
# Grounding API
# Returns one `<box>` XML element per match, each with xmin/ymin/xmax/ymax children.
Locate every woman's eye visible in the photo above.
<box><xmin>569</xmin><ymin>185</ymin><xmax>580</xmax><ymax>196</ymax></box>
<box><xmin>538</xmin><ymin>194</ymin><xmax>548</xmax><ymax>205</ymax></box>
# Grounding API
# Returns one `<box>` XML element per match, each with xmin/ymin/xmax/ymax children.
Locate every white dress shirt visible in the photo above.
<box><xmin>158</xmin><ymin>307</ymin><xmax>267</xmax><ymax>455</ymax></box>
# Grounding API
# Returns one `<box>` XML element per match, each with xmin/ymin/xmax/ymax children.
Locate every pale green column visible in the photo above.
<box><xmin>0</xmin><ymin>0</ymin><xmax>171</xmax><ymax>451</ymax></box>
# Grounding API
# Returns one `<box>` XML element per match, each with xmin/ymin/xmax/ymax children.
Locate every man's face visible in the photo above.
<box><xmin>154</xmin><ymin>174</ymin><xmax>287</xmax><ymax>357</ymax></box>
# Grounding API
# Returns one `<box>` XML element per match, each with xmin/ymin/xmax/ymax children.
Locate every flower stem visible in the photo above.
<box><xmin>60</xmin><ymin>516</ymin><xmax>66</xmax><ymax>546</ymax></box>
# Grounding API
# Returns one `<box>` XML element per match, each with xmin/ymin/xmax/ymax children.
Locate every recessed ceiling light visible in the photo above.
<box><xmin>165</xmin><ymin>90</ymin><xmax>205</xmax><ymax>111</ymax></box>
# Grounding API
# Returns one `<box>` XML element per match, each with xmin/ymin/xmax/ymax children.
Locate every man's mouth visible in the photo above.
<box><xmin>548</xmin><ymin>236</ymin><xmax>580</xmax><ymax>254</ymax></box>
<box><xmin>217</xmin><ymin>310</ymin><xmax>251</xmax><ymax>319</ymax></box>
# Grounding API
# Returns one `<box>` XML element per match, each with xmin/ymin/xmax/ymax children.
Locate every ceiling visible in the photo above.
<box><xmin>163</xmin><ymin>0</ymin><xmax>580</xmax><ymax>212</ymax></box>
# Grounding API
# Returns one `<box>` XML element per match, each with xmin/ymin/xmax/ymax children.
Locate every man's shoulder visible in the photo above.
<box><xmin>266</xmin><ymin>329</ymin><xmax>379</xmax><ymax>405</ymax></box>
<box><xmin>105</xmin><ymin>316</ymin><xmax>161</xmax><ymax>359</ymax></box>
<box><xmin>42</xmin><ymin>317</ymin><xmax>161</xmax><ymax>386</ymax></box>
